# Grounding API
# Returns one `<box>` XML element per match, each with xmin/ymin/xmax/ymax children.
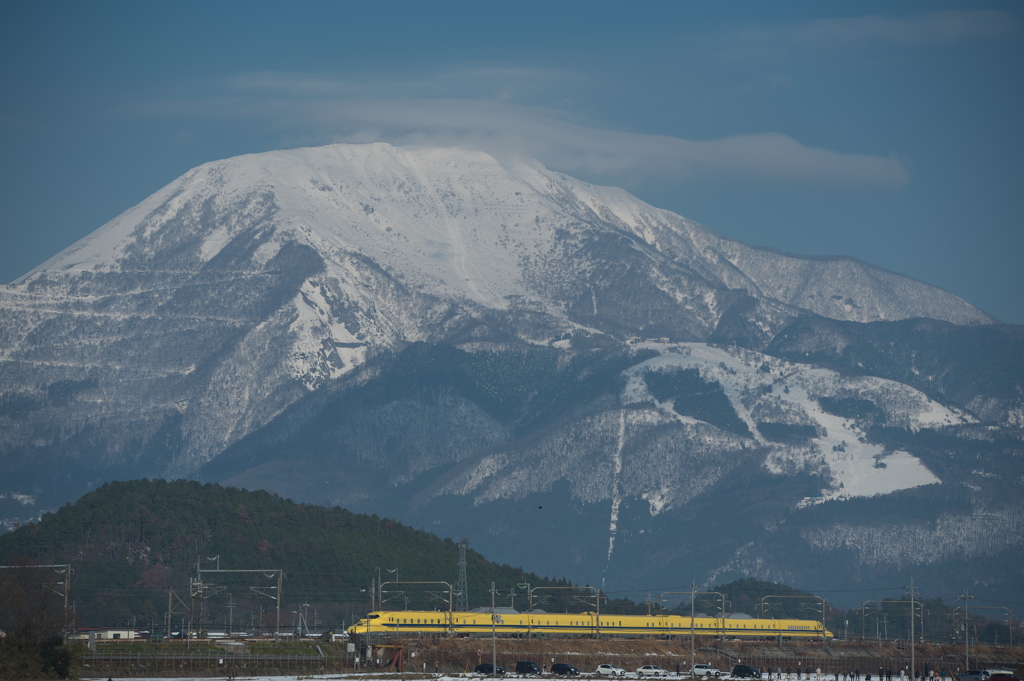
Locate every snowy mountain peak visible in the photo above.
<box><xmin>3</xmin><ymin>142</ymin><xmax>996</xmax><ymax>468</ymax></box>
<box><xmin>20</xmin><ymin>143</ymin><xmax>992</xmax><ymax>326</ymax></box>
<box><xmin>1</xmin><ymin>142</ymin><xmax>1019</xmax><ymax>604</ymax></box>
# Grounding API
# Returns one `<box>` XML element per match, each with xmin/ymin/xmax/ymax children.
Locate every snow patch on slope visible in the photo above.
<box><xmin>605</xmin><ymin>410</ymin><xmax>627</xmax><ymax>571</ymax></box>
<box><xmin>287</xmin><ymin>279</ymin><xmax>366</xmax><ymax>389</ymax></box>
<box><xmin>200</xmin><ymin>225</ymin><xmax>232</xmax><ymax>262</ymax></box>
<box><xmin>622</xmin><ymin>342</ymin><xmax>968</xmax><ymax>505</ymax></box>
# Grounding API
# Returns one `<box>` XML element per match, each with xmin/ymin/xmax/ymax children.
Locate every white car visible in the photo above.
<box><xmin>693</xmin><ymin>665</ymin><xmax>722</xmax><ymax>678</ymax></box>
<box><xmin>638</xmin><ymin>666</ymin><xmax>668</xmax><ymax>677</ymax></box>
<box><xmin>598</xmin><ymin>665</ymin><xmax>627</xmax><ymax>676</ymax></box>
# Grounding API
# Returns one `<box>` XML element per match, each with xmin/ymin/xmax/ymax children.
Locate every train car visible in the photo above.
<box><xmin>348</xmin><ymin>610</ymin><xmax>833</xmax><ymax>641</ymax></box>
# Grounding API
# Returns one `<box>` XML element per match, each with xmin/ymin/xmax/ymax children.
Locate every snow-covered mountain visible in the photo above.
<box><xmin>1</xmin><ymin>143</ymin><xmax>1020</xmax><ymax>604</ymax></box>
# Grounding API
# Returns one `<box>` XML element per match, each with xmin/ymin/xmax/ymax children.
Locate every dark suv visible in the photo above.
<box><xmin>552</xmin><ymin>664</ymin><xmax>581</xmax><ymax>676</ymax></box>
<box><xmin>476</xmin><ymin>664</ymin><xmax>506</xmax><ymax>676</ymax></box>
<box><xmin>517</xmin><ymin>662</ymin><xmax>542</xmax><ymax>676</ymax></box>
<box><xmin>731</xmin><ymin>666</ymin><xmax>761</xmax><ymax>679</ymax></box>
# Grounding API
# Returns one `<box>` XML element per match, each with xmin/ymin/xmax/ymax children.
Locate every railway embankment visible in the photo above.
<box><xmin>400</xmin><ymin>638</ymin><xmax>1021</xmax><ymax>676</ymax></box>
<box><xmin>81</xmin><ymin>637</ymin><xmax>1023</xmax><ymax>678</ymax></box>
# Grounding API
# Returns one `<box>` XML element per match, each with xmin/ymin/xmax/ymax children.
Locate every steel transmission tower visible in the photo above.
<box><xmin>456</xmin><ymin>538</ymin><xmax>469</xmax><ymax>611</ymax></box>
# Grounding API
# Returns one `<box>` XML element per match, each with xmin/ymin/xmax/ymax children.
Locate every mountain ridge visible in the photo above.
<box><xmin>0</xmin><ymin>142</ymin><xmax>1019</xmax><ymax>606</ymax></box>
<box><xmin>16</xmin><ymin>143</ymin><xmax>992</xmax><ymax>324</ymax></box>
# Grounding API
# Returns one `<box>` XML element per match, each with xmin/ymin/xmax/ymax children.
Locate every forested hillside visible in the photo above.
<box><xmin>1</xmin><ymin>479</ymin><xmax>1009</xmax><ymax>645</ymax></box>
<box><xmin>0</xmin><ymin>479</ymin><xmax>569</xmax><ymax>631</ymax></box>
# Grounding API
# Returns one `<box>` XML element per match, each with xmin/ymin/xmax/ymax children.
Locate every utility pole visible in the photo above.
<box><xmin>0</xmin><ymin>564</ymin><xmax>73</xmax><ymax>633</ymax></box>
<box><xmin>905</xmin><ymin>578</ymin><xmax>917</xmax><ymax>681</ymax></box>
<box><xmin>518</xmin><ymin>583</ymin><xmax>532</xmax><ymax>636</ymax></box>
<box><xmin>690</xmin><ymin>579</ymin><xmax>695</xmax><ymax>678</ymax></box>
<box><xmin>387</xmin><ymin>568</ymin><xmax>398</xmax><ymax>608</ymax></box>
<box><xmin>227</xmin><ymin>596</ymin><xmax>236</xmax><ymax>635</ymax></box>
<box><xmin>276</xmin><ymin>570</ymin><xmax>283</xmax><ymax>640</ymax></box>
<box><xmin>490</xmin><ymin>582</ymin><xmax>499</xmax><ymax>677</ymax></box>
<box><xmin>166</xmin><ymin>587</ymin><xmax>190</xmax><ymax>640</ymax></box>
<box><xmin>762</xmin><ymin>594</ymin><xmax>826</xmax><ymax>640</ymax></box>
<box><xmin>456</xmin><ymin>539</ymin><xmax>469</xmax><ymax>612</ymax></box>
<box><xmin>956</xmin><ymin>589</ymin><xmax>974</xmax><ymax>670</ymax></box>
<box><xmin>196</xmin><ymin>562</ymin><xmax>282</xmax><ymax>641</ymax></box>
<box><xmin>61</xmin><ymin>565</ymin><xmax>71</xmax><ymax>632</ymax></box>
<box><xmin>190</xmin><ymin>574</ymin><xmax>202</xmax><ymax>638</ymax></box>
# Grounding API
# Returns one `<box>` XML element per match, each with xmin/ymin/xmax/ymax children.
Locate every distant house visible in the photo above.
<box><xmin>68</xmin><ymin>628</ymin><xmax>140</xmax><ymax>641</ymax></box>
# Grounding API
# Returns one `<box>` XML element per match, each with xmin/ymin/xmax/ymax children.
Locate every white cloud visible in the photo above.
<box><xmin>226</xmin><ymin>66</ymin><xmax>576</xmax><ymax>101</ymax></box>
<box><xmin>135</xmin><ymin>70</ymin><xmax>908</xmax><ymax>191</ymax></box>
<box><xmin>737</xmin><ymin>10</ymin><xmax>1017</xmax><ymax>48</ymax></box>
<box><xmin>321</xmin><ymin>100</ymin><xmax>907</xmax><ymax>189</ymax></box>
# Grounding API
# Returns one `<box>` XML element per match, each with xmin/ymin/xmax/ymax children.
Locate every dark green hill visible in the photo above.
<box><xmin>0</xmin><ymin>479</ymin><xmax>569</xmax><ymax>632</ymax></box>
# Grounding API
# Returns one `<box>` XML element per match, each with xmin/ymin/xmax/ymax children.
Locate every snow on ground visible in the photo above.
<box><xmin>86</xmin><ymin>674</ymin><xmax>853</xmax><ymax>681</ymax></box>
<box><xmin>86</xmin><ymin>676</ymin><xmax>469</xmax><ymax>681</ymax></box>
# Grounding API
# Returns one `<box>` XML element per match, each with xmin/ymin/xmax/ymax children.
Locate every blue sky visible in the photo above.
<box><xmin>2</xmin><ymin>1</ymin><xmax>1022</xmax><ymax>323</ymax></box>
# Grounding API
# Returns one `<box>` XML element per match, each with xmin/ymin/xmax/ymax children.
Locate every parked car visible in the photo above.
<box><xmin>638</xmin><ymin>666</ymin><xmax>668</xmax><ymax>677</ymax></box>
<box><xmin>598</xmin><ymin>665</ymin><xmax>627</xmax><ymax>676</ymax></box>
<box><xmin>517</xmin><ymin>662</ymin><xmax>543</xmax><ymax>676</ymax></box>
<box><xmin>552</xmin><ymin>664</ymin><xmax>581</xmax><ymax>676</ymax></box>
<box><xmin>693</xmin><ymin>665</ymin><xmax>722</xmax><ymax>678</ymax></box>
<box><xmin>476</xmin><ymin>664</ymin><xmax>507</xmax><ymax>676</ymax></box>
<box><xmin>958</xmin><ymin>672</ymin><xmax>988</xmax><ymax>681</ymax></box>
<box><xmin>731</xmin><ymin>666</ymin><xmax>761</xmax><ymax>679</ymax></box>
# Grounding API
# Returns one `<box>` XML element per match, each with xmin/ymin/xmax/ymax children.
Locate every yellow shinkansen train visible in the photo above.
<box><xmin>348</xmin><ymin>610</ymin><xmax>833</xmax><ymax>641</ymax></box>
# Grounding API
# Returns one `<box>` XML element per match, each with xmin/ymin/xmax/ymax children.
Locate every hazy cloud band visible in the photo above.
<box><xmin>736</xmin><ymin>10</ymin><xmax>1018</xmax><ymax>48</ymax></box>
